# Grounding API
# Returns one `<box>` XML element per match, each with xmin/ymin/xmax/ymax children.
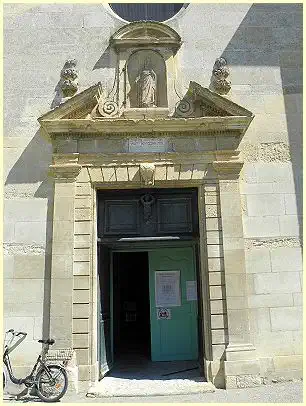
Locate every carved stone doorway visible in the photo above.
<box><xmin>96</xmin><ymin>188</ymin><xmax>204</xmax><ymax>380</ymax></box>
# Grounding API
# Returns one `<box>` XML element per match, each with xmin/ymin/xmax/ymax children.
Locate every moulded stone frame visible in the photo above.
<box><xmin>108</xmin><ymin>21</ymin><xmax>183</xmax><ymax>116</ymax></box>
<box><xmin>48</xmin><ymin>152</ymin><xmax>261</xmax><ymax>390</ymax></box>
<box><xmin>115</xmin><ymin>46</ymin><xmax>178</xmax><ymax>115</ymax></box>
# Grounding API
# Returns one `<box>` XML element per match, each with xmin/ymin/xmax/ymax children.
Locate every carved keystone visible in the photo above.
<box><xmin>139</xmin><ymin>163</ymin><xmax>155</xmax><ymax>186</ymax></box>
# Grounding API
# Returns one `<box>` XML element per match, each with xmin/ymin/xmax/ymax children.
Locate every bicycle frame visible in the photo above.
<box><xmin>3</xmin><ymin>352</ymin><xmax>45</xmax><ymax>387</ymax></box>
<box><xmin>3</xmin><ymin>331</ymin><xmax>53</xmax><ymax>388</ymax></box>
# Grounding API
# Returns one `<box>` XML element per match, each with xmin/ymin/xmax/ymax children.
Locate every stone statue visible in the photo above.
<box><xmin>135</xmin><ymin>68</ymin><xmax>157</xmax><ymax>108</ymax></box>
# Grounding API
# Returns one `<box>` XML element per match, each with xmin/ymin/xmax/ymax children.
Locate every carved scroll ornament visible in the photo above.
<box><xmin>97</xmin><ymin>99</ymin><xmax>119</xmax><ymax>118</ymax></box>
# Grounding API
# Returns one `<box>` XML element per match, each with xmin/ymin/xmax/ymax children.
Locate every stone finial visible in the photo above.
<box><xmin>60</xmin><ymin>59</ymin><xmax>79</xmax><ymax>98</ymax></box>
<box><xmin>139</xmin><ymin>163</ymin><xmax>155</xmax><ymax>186</ymax></box>
<box><xmin>212</xmin><ymin>57</ymin><xmax>231</xmax><ymax>94</ymax></box>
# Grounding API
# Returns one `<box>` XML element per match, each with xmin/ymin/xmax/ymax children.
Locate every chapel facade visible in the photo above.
<box><xmin>4</xmin><ymin>3</ymin><xmax>302</xmax><ymax>391</ymax></box>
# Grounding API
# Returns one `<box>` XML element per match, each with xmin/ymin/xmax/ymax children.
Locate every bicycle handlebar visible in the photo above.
<box><xmin>4</xmin><ymin>330</ymin><xmax>27</xmax><ymax>355</ymax></box>
<box><xmin>6</xmin><ymin>329</ymin><xmax>27</xmax><ymax>336</ymax></box>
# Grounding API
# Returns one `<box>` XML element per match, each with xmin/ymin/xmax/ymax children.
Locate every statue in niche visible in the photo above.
<box><xmin>135</xmin><ymin>60</ymin><xmax>157</xmax><ymax>108</ymax></box>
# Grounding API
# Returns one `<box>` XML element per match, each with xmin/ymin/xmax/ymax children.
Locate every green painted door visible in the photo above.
<box><xmin>149</xmin><ymin>247</ymin><xmax>198</xmax><ymax>361</ymax></box>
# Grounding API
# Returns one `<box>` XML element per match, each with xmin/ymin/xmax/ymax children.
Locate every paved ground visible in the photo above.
<box><xmin>86</xmin><ymin>358</ymin><xmax>214</xmax><ymax>397</ymax></box>
<box><xmin>3</xmin><ymin>380</ymin><xmax>303</xmax><ymax>403</ymax></box>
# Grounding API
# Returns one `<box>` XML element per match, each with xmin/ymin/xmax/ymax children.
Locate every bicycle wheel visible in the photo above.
<box><xmin>36</xmin><ymin>364</ymin><xmax>68</xmax><ymax>402</ymax></box>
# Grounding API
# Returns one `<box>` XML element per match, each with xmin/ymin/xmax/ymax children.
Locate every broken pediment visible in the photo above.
<box><xmin>173</xmin><ymin>82</ymin><xmax>253</xmax><ymax>119</ymax></box>
<box><xmin>38</xmin><ymin>81</ymin><xmax>254</xmax><ymax>137</ymax></box>
<box><xmin>38</xmin><ymin>83</ymin><xmax>102</xmax><ymax>121</ymax></box>
<box><xmin>109</xmin><ymin>21</ymin><xmax>182</xmax><ymax>52</ymax></box>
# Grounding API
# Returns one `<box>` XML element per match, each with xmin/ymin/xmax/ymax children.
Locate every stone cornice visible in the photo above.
<box><xmin>40</xmin><ymin>116</ymin><xmax>253</xmax><ymax>136</ymax></box>
<box><xmin>50</xmin><ymin>130</ymin><xmax>239</xmax><ymax>139</ymax></box>
<box><xmin>51</xmin><ymin>151</ymin><xmax>242</xmax><ymax>169</ymax></box>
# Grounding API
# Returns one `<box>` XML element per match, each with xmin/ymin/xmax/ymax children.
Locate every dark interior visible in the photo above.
<box><xmin>113</xmin><ymin>252</ymin><xmax>151</xmax><ymax>360</ymax></box>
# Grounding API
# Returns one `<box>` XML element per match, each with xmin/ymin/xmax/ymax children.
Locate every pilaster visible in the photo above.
<box><xmin>214</xmin><ymin>161</ymin><xmax>261</xmax><ymax>389</ymax></box>
<box><xmin>49</xmin><ymin>163</ymin><xmax>81</xmax><ymax>349</ymax></box>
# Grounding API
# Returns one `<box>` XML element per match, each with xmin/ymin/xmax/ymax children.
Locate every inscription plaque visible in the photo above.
<box><xmin>129</xmin><ymin>138</ymin><xmax>167</xmax><ymax>153</ymax></box>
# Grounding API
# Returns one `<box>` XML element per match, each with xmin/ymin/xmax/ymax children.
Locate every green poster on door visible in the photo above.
<box><xmin>149</xmin><ymin>247</ymin><xmax>199</xmax><ymax>361</ymax></box>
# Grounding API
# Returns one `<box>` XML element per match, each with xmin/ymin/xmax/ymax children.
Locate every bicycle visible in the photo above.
<box><xmin>3</xmin><ymin>329</ymin><xmax>68</xmax><ymax>402</ymax></box>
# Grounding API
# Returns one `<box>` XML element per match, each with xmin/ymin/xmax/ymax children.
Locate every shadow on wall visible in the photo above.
<box><xmin>221</xmin><ymin>3</ymin><xmax>302</xmax><ymax>237</ymax></box>
<box><xmin>93</xmin><ymin>45</ymin><xmax>117</xmax><ymax>71</ymax></box>
<box><xmin>5</xmin><ymin>130</ymin><xmax>52</xmax><ymax>191</ymax></box>
<box><xmin>5</xmin><ymin>129</ymin><xmax>54</xmax><ymax>340</ymax></box>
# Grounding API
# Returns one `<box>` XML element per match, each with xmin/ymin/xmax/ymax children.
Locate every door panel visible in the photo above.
<box><xmin>149</xmin><ymin>248</ymin><xmax>198</xmax><ymax>361</ymax></box>
<box><xmin>98</xmin><ymin>246</ymin><xmax>113</xmax><ymax>377</ymax></box>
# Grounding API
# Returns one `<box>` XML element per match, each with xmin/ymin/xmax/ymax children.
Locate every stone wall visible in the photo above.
<box><xmin>4</xmin><ymin>3</ymin><xmax>302</xmax><ymax>379</ymax></box>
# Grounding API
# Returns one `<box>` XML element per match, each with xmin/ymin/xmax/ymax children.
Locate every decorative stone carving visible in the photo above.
<box><xmin>60</xmin><ymin>59</ymin><xmax>79</xmax><ymax>98</ymax></box>
<box><xmin>212</xmin><ymin>161</ymin><xmax>244</xmax><ymax>177</ymax></box>
<box><xmin>212</xmin><ymin>57</ymin><xmax>231</xmax><ymax>94</ymax></box>
<box><xmin>140</xmin><ymin>194</ymin><xmax>156</xmax><ymax>224</ymax></box>
<box><xmin>48</xmin><ymin>163</ymin><xmax>82</xmax><ymax>180</ymax></box>
<box><xmin>139</xmin><ymin>163</ymin><xmax>155</xmax><ymax>186</ymax></box>
<box><xmin>127</xmin><ymin>50</ymin><xmax>167</xmax><ymax>109</ymax></box>
<box><xmin>173</xmin><ymin>87</ymin><xmax>196</xmax><ymax>118</ymax></box>
<box><xmin>174</xmin><ymin>96</ymin><xmax>195</xmax><ymax>117</ymax></box>
<box><xmin>110</xmin><ymin>21</ymin><xmax>182</xmax><ymax>52</ymax></box>
<box><xmin>97</xmin><ymin>99</ymin><xmax>119</xmax><ymax>118</ymax></box>
<box><xmin>135</xmin><ymin>66</ymin><xmax>157</xmax><ymax>108</ymax></box>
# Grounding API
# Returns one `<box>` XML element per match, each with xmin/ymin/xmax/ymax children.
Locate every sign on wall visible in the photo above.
<box><xmin>128</xmin><ymin>138</ymin><xmax>167</xmax><ymax>153</ymax></box>
<box><xmin>157</xmin><ymin>308</ymin><xmax>171</xmax><ymax>320</ymax></box>
<box><xmin>186</xmin><ymin>280</ymin><xmax>197</xmax><ymax>301</ymax></box>
<box><xmin>155</xmin><ymin>271</ymin><xmax>181</xmax><ymax>307</ymax></box>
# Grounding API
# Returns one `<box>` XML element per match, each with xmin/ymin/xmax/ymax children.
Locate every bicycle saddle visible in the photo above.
<box><xmin>38</xmin><ymin>339</ymin><xmax>55</xmax><ymax>345</ymax></box>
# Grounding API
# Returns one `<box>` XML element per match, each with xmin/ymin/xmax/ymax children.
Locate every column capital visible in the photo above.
<box><xmin>212</xmin><ymin>161</ymin><xmax>243</xmax><ymax>178</ymax></box>
<box><xmin>49</xmin><ymin>163</ymin><xmax>82</xmax><ymax>180</ymax></box>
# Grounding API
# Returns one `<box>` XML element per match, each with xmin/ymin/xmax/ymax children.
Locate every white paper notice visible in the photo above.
<box><xmin>186</xmin><ymin>281</ymin><xmax>197</xmax><ymax>301</ymax></box>
<box><xmin>155</xmin><ymin>271</ymin><xmax>181</xmax><ymax>307</ymax></box>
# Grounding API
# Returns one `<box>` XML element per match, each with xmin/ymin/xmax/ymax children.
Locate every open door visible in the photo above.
<box><xmin>149</xmin><ymin>247</ymin><xmax>199</xmax><ymax>361</ymax></box>
<box><xmin>98</xmin><ymin>245</ymin><xmax>113</xmax><ymax>377</ymax></box>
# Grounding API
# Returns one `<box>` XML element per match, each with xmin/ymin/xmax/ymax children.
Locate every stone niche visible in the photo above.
<box><xmin>109</xmin><ymin>21</ymin><xmax>182</xmax><ymax>119</ymax></box>
<box><xmin>127</xmin><ymin>49</ymin><xmax>167</xmax><ymax>109</ymax></box>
